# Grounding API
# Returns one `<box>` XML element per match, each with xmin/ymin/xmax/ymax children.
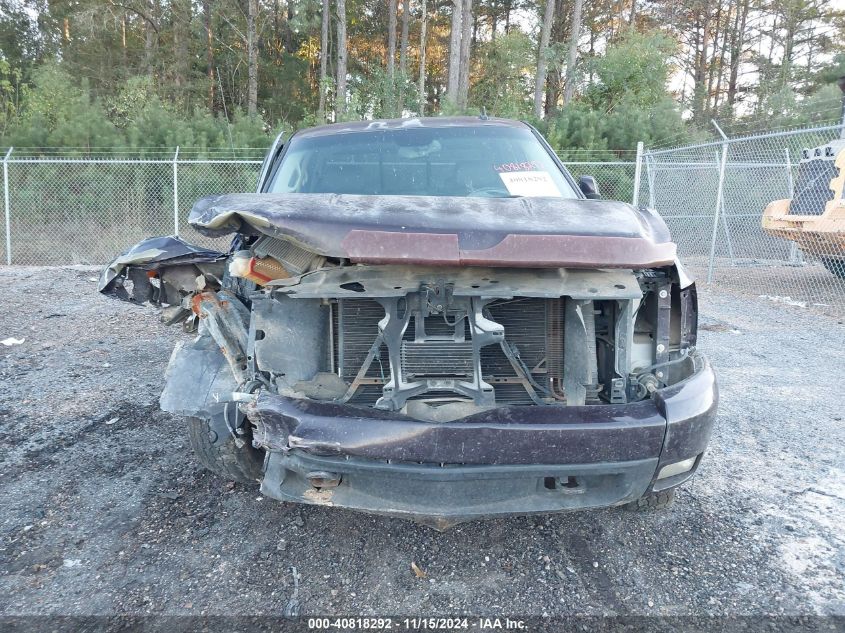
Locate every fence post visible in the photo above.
<box><xmin>838</xmin><ymin>76</ymin><xmax>845</xmax><ymax>139</ymax></box>
<box><xmin>784</xmin><ymin>147</ymin><xmax>795</xmax><ymax>198</ymax></box>
<box><xmin>646</xmin><ymin>155</ymin><xmax>656</xmax><ymax>210</ymax></box>
<box><xmin>714</xmin><ymin>150</ymin><xmax>736</xmax><ymax>264</ymax></box>
<box><xmin>632</xmin><ymin>141</ymin><xmax>644</xmax><ymax>206</ymax></box>
<box><xmin>707</xmin><ymin>121</ymin><xmax>730</xmax><ymax>283</ymax></box>
<box><xmin>784</xmin><ymin>148</ymin><xmax>802</xmax><ymax>264</ymax></box>
<box><xmin>173</xmin><ymin>146</ymin><xmax>180</xmax><ymax>236</ymax></box>
<box><xmin>3</xmin><ymin>147</ymin><xmax>12</xmax><ymax>265</ymax></box>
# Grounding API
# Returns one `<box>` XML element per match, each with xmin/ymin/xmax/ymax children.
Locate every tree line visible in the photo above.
<box><xmin>0</xmin><ymin>0</ymin><xmax>843</xmax><ymax>155</ymax></box>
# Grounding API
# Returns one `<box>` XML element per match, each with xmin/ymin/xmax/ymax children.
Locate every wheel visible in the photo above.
<box><xmin>821</xmin><ymin>258</ymin><xmax>845</xmax><ymax>279</ymax></box>
<box><xmin>186</xmin><ymin>415</ymin><xmax>264</xmax><ymax>484</ymax></box>
<box><xmin>623</xmin><ymin>488</ymin><xmax>676</xmax><ymax>511</ymax></box>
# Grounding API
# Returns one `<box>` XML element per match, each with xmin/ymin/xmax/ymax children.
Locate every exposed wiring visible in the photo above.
<box><xmin>442</xmin><ymin>311</ymin><xmax>466</xmax><ymax>327</ymax></box>
<box><xmin>375</xmin><ymin>355</ymin><xmax>386</xmax><ymax>383</ymax></box>
<box><xmin>222</xmin><ymin>402</ymin><xmax>245</xmax><ymax>448</ymax></box>
<box><xmin>631</xmin><ymin>354</ymin><xmax>690</xmax><ymax>377</ymax></box>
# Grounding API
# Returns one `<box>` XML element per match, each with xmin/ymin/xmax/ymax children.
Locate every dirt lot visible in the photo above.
<box><xmin>1</xmin><ymin>266</ymin><xmax>843</xmax><ymax>618</ymax></box>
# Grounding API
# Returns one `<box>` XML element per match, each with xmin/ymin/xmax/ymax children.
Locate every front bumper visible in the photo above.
<box><xmin>248</xmin><ymin>352</ymin><xmax>718</xmax><ymax>527</ymax></box>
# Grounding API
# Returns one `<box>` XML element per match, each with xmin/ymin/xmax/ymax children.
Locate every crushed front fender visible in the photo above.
<box><xmin>160</xmin><ymin>334</ymin><xmax>238</xmax><ymax>419</ymax></box>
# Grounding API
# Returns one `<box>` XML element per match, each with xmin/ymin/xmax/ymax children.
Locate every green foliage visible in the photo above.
<box><xmin>1</xmin><ymin>0</ymin><xmax>842</xmax><ymax>156</ymax></box>
<box><xmin>544</xmin><ymin>105</ymin><xmax>610</xmax><ymax>157</ymax></box>
<box><xmin>347</xmin><ymin>66</ymin><xmax>418</xmax><ymax>120</ymax></box>
<box><xmin>469</xmin><ymin>31</ymin><xmax>535</xmax><ymax>118</ymax></box>
<box><xmin>1</xmin><ymin>62</ymin><xmax>270</xmax><ymax>155</ymax></box>
<box><xmin>105</xmin><ymin>76</ymin><xmax>158</xmax><ymax>130</ymax></box>
<box><xmin>0</xmin><ymin>0</ymin><xmax>41</xmax><ymax>73</ymax></box>
<box><xmin>0</xmin><ymin>59</ymin><xmax>28</xmax><ymax>137</ymax></box>
<box><xmin>438</xmin><ymin>97</ymin><xmax>464</xmax><ymax>116</ymax></box>
<box><xmin>258</xmin><ymin>52</ymin><xmax>316</xmax><ymax>125</ymax></box>
<box><xmin>811</xmin><ymin>53</ymin><xmax>845</xmax><ymax>88</ymax></box>
<box><xmin>745</xmin><ymin>83</ymin><xmax>844</xmax><ymax>132</ymax></box>
<box><xmin>544</xmin><ymin>31</ymin><xmax>690</xmax><ymax>156</ymax></box>
<box><xmin>582</xmin><ymin>30</ymin><xmax>678</xmax><ymax>114</ymax></box>
<box><xmin>120</xmin><ymin>102</ymin><xmax>269</xmax><ymax>156</ymax></box>
<box><xmin>4</xmin><ymin>63</ymin><xmax>122</xmax><ymax>150</ymax></box>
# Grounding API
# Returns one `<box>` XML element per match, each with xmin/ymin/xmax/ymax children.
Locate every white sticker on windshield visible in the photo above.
<box><xmin>498</xmin><ymin>171</ymin><xmax>561</xmax><ymax>197</ymax></box>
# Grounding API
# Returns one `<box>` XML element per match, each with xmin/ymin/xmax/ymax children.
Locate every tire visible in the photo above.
<box><xmin>821</xmin><ymin>258</ymin><xmax>845</xmax><ymax>279</ymax></box>
<box><xmin>186</xmin><ymin>415</ymin><xmax>264</xmax><ymax>484</ymax></box>
<box><xmin>623</xmin><ymin>487</ymin><xmax>676</xmax><ymax>512</ymax></box>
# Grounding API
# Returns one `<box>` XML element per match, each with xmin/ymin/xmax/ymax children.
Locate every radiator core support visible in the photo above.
<box><xmin>374</xmin><ymin>292</ymin><xmax>502</xmax><ymax>411</ymax></box>
<box><xmin>248</xmin><ymin>266</ymin><xmax>646</xmax><ymax>415</ymax></box>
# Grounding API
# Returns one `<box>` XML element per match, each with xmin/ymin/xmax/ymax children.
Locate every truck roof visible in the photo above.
<box><xmin>292</xmin><ymin>116</ymin><xmax>529</xmax><ymax>139</ymax></box>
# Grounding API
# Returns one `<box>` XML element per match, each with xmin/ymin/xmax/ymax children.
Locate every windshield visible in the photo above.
<box><xmin>268</xmin><ymin>125</ymin><xmax>578</xmax><ymax>198</ymax></box>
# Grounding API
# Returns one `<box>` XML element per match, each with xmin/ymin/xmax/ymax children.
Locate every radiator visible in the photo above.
<box><xmin>335</xmin><ymin>297</ymin><xmax>559</xmax><ymax>406</ymax></box>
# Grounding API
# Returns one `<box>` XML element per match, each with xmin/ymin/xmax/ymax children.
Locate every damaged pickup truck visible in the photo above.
<box><xmin>100</xmin><ymin>117</ymin><xmax>718</xmax><ymax>528</ymax></box>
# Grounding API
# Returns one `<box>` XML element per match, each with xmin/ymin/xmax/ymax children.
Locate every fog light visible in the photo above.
<box><xmin>657</xmin><ymin>456</ymin><xmax>697</xmax><ymax>480</ymax></box>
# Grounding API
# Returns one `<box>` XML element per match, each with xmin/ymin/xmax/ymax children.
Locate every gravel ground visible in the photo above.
<box><xmin>1</xmin><ymin>266</ymin><xmax>843</xmax><ymax>618</ymax></box>
<box><xmin>683</xmin><ymin>256</ymin><xmax>845</xmax><ymax>319</ymax></box>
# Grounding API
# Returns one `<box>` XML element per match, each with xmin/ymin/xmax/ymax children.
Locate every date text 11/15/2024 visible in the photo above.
<box><xmin>307</xmin><ymin>617</ymin><xmax>528</xmax><ymax>630</ymax></box>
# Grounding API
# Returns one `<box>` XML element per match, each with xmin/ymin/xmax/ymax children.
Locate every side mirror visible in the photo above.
<box><xmin>579</xmin><ymin>175</ymin><xmax>601</xmax><ymax>199</ymax></box>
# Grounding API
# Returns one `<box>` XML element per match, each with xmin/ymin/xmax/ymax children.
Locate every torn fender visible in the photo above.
<box><xmin>160</xmin><ymin>334</ymin><xmax>239</xmax><ymax>418</ymax></box>
<box><xmin>98</xmin><ymin>235</ymin><xmax>227</xmax><ymax>296</ymax></box>
<box><xmin>191</xmin><ymin>290</ymin><xmax>251</xmax><ymax>385</ymax></box>
<box><xmin>188</xmin><ymin>193</ymin><xmax>677</xmax><ymax>269</ymax></box>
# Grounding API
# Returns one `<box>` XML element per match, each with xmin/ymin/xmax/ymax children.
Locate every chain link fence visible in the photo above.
<box><xmin>2</xmin><ymin>128</ymin><xmax>843</xmax><ymax>314</ymax></box>
<box><xmin>0</xmin><ymin>151</ymin><xmax>634</xmax><ymax>266</ymax></box>
<box><xmin>639</xmin><ymin>122</ymin><xmax>845</xmax><ymax>313</ymax></box>
<box><xmin>0</xmin><ymin>152</ymin><xmax>261</xmax><ymax>265</ymax></box>
<box><xmin>563</xmin><ymin>161</ymin><xmax>637</xmax><ymax>203</ymax></box>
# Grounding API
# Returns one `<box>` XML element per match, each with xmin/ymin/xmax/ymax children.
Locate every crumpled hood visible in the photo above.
<box><xmin>189</xmin><ymin>193</ymin><xmax>677</xmax><ymax>268</ymax></box>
